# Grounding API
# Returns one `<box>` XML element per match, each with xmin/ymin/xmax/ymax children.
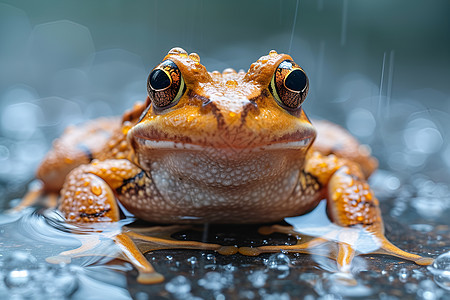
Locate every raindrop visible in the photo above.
<box><xmin>3</xmin><ymin>251</ymin><xmax>38</xmax><ymax>289</ymax></box>
<box><xmin>404</xmin><ymin>118</ymin><xmax>443</xmax><ymax>154</ymax></box>
<box><xmin>1</xmin><ymin>102</ymin><xmax>42</xmax><ymax>140</ymax></box>
<box><xmin>388</xmin><ymin>152</ymin><xmax>409</xmax><ymax>171</ymax></box>
<box><xmin>411</xmin><ymin>197</ymin><xmax>446</xmax><ymax>219</ymax></box>
<box><xmin>398</xmin><ymin>268</ymin><xmax>409</xmax><ymax>283</ymax></box>
<box><xmin>428</xmin><ymin>252</ymin><xmax>450</xmax><ymax>291</ymax></box>
<box><xmin>410</xmin><ymin>224</ymin><xmax>434</xmax><ymax>233</ymax></box>
<box><xmin>404</xmin><ymin>151</ymin><xmax>428</xmax><ymax>168</ymax></box>
<box><xmin>405</xmin><ymin>283</ymin><xmax>418</xmax><ymax>294</ymax></box>
<box><xmin>187</xmin><ymin>256</ymin><xmax>198</xmax><ymax>266</ymax></box>
<box><xmin>221</xmin><ymin>263</ymin><xmax>237</xmax><ymax>273</ymax></box>
<box><xmin>346</xmin><ymin>108</ymin><xmax>376</xmax><ymax>138</ymax></box>
<box><xmin>206</xmin><ymin>253</ymin><xmax>216</xmax><ymax>264</ymax></box>
<box><xmin>416</xmin><ymin>279</ymin><xmax>443</xmax><ymax>300</ymax></box>
<box><xmin>248</xmin><ymin>270</ymin><xmax>268</xmax><ymax>288</ymax></box>
<box><xmin>0</xmin><ymin>84</ymin><xmax>38</xmax><ymax>107</ymax></box>
<box><xmin>266</xmin><ymin>252</ymin><xmax>290</xmax><ymax>271</ymax></box>
<box><xmin>165</xmin><ymin>275</ymin><xmax>191</xmax><ymax>294</ymax></box>
<box><xmin>198</xmin><ymin>271</ymin><xmax>232</xmax><ymax>291</ymax></box>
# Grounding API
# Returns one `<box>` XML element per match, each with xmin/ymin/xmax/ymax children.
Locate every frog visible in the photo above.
<box><xmin>17</xmin><ymin>47</ymin><xmax>433</xmax><ymax>283</ymax></box>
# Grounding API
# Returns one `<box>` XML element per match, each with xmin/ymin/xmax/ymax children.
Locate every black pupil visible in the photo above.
<box><xmin>285</xmin><ymin>69</ymin><xmax>307</xmax><ymax>92</ymax></box>
<box><xmin>149</xmin><ymin>69</ymin><xmax>171</xmax><ymax>90</ymax></box>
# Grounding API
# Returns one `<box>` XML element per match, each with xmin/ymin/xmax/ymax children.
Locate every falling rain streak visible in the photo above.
<box><xmin>377</xmin><ymin>50</ymin><xmax>395</xmax><ymax>122</ymax></box>
<box><xmin>288</xmin><ymin>0</ymin><xmax>300</xmax><ymax>54</ymax></box>
<box><xmin>340</xmin><ymin>0</ymin><xmax>348</xmax><ymax>46</ymax></box>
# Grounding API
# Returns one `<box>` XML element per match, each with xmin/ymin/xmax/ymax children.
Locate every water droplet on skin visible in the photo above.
<box><xmin>168</xmin><ymin>47</ymin><xmax>187</xmax><ymax>56</ymax></box>
<box><xmin>188</xmin><ymin>52</ymin><xmax>200</xmax><ymax>62</ymax></box>
<box><xmin>226</xmin><ymin>80</ymin><xmax>238</xmax><ymax>87</ymax></box>
<box><xmin>211</xmin><ymin>70</ymin><xmax>222</xmax><ymax>77</ymax></box>
<box><xmin>222</xmin><ymin>68</ymin><xmax>236</xmax><ymax>75</ymax></box>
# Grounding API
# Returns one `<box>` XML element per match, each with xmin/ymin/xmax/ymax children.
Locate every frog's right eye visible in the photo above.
<box><xmin>269</xmin><ymin>60</ymin><xmax>308</xmax><ymax>110</ymax></box>
<box><xmin>147</xmin><ymin>60</ymin><xmax>185</xmax><ymax>108</ymax></box>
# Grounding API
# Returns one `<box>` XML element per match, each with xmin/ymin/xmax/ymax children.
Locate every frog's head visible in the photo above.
<box><xmin>128</xmin><ymin>48</ymin><xmax>316</xmax><ymax>214</ymax></box>
<box><xmin>130</xmin><ymin>46</ymin><xmax>315</xmax><ymax>153</ymax></box>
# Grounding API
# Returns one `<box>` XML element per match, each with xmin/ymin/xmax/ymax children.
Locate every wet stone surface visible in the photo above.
<box><xmin>1</xmin><ymin>185</ymin><xmax>450</xmax><ymax>299</ymax></box>
<box><xmin>124</xmin><ymin>210</ymin><xmax>450</xmax><ymax>300</ymax></box>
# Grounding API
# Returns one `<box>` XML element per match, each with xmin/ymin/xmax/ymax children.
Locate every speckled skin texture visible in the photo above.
<box><xmin>37</xmin><ymin>48</ymin><xmax>380</xmax><ymax>226</ymax></box>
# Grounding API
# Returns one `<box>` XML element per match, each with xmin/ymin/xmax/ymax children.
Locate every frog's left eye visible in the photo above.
<box><xmin>147</xmin><ymin>60</ymin><xmax>185</xmax><ymax>108</ymax></box>
<box><xmin>269</xmin><ymin>60</ymin><xmax>308</xmax><ymax>110</ymax></box>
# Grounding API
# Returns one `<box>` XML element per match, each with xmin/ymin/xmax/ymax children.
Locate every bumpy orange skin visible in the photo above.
<box><xmin>36</xmin><ymin>48</ymin><xmax>379</xmax><ymax>226</ymax></box>
<box><xmin>29</xmin><ymin>48</ymin><xmax>434</xmax><ymax>275</ymax></box>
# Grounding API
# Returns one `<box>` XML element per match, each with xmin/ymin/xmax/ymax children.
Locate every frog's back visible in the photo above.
<box><xmin>36</xmin><ymin>117</ymin><xmax>124</xmax><ymax>192</ymax></box>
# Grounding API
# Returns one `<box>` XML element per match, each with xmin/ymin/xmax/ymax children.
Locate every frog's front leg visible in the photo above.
<box><xmin>243</xmin><ymin>152</ymin><xmax>433</xmax><ymax>271</ymax></box>
<box><xmin>58</xmin><ymin>159</ymin><xmax>235</xmax><ymax>283</ymax></box>
<box><xmin>323</xmin><ymin>159</ymin><xmax>433</xmax><ymax>268</ymax></box>
<box><xmin>58</xmin><ymin>159</ymin><xmax>137</xmax><ymax>222</ymax></box>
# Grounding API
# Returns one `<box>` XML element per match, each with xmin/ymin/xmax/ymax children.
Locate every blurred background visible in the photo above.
<box><xmin>0</xmin><ymin>0</ymin><xmax>449</xmax><ymax>206</ymax></box>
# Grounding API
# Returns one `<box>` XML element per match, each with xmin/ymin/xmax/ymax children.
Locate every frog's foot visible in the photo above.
<box><xmin>241</xmin><ymin>222</ymin><xmax>433</xmax><ymax>274</ymax></box>
<box><xmin>326</xmin><ymin>165</ymin><xmax>434</xmax><ymax>267</ymax></box>
<box><xmin>117</xmin><ymin>225</ymin><xmax>237</xmax><ymax>283</ymax></box>
<box><xmin>367</xmin><ymin>234</ymin><xmax>434</xmax><ymax>265</ymax></box>
<box><xmin>46</xmin><ymin>224</ymin><xmax>236</xmax><ymax>284</ymax></box>
<box><xmin>240</xmin><ymin>224</ymin><xmax>356</xmax><ymax>272</ymax></box>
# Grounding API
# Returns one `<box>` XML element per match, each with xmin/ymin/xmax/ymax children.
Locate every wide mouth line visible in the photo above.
<box><xmin>135</xmin><ymin>136</ymin><xmax>313</xmax><ymax>151</ymax></box>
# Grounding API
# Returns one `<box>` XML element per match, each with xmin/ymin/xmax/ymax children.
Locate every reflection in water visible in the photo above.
<box><xmin>285</xmin><ymin>200</ymin><xmax>381</xmax><ymax>255</ymax></box>
<box><xmin>0</xmin><ymin>209</ymin><xmax>132</xmax><ymax>299</ymax></box>
<box><xmin>0</xmin><ymin>199</ymin><xmax>448</xmax><ymax>298</ymax></box>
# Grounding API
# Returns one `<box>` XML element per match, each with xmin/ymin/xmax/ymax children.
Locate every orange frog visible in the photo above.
<box><xmin>18</xmin><ymin>48</ymin><xmax>432</xmax><ymax>283</ymax></box>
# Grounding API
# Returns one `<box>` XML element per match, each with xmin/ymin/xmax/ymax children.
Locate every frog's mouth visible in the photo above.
<box><xmin>134</xmin><ymin>136</ymin><xmax>314</xmax><ymax>152</ymax></box>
